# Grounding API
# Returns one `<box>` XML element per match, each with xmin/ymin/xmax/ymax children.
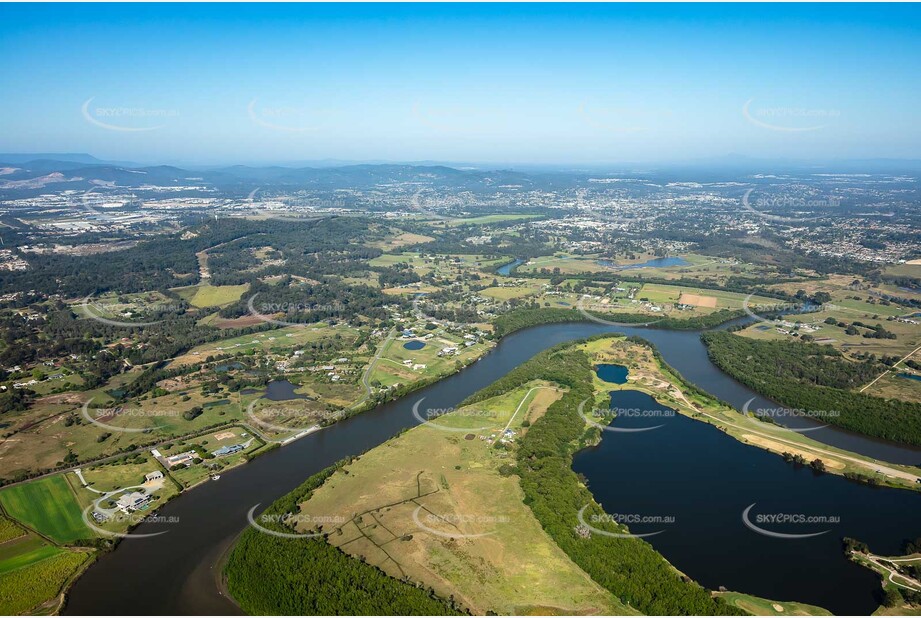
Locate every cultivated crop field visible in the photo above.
<box><xmin>0</xmin><ymin>549</ymin><xmax>91</xmax><ymax>615</ymax></box>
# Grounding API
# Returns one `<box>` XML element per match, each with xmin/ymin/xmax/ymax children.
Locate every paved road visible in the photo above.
<box><xmin>351</xmin><ymin>328</ymin><xmax>396</xmax><ymax>409</ymax></box>
<box><xmin>859</xmin><ymin>344</ymin><xmax>921</xmax><ymax>393</ymax></box>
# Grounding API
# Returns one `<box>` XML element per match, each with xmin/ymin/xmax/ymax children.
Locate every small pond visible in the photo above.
<box><xmin>596</xmin><ymin>363</ymin><xmax>629</xmax><ymax>384</ymax></box>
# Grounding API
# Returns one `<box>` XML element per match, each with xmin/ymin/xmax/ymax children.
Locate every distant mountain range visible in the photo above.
<box><xmin>0</xmin><ymin>156</ymin><xmax>547</xmax><ymax>199</ymax></box>
<box><xmin>1</xmin><ymin>153</ymin><xmax>919</xmax><ymax>200</ymax></box>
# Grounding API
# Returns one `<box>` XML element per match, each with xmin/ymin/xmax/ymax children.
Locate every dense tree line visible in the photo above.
<box><xmin>407</xmin><ymin>224</ymin><xmax>550</xmax><ymax>259</ymax></box>
<box><xmin>375</xmin><ymin>264</ymin><xmax>421</xmax><ymax>288</ymax></box>
<box><xmin>207</xmin><ymin>218</ymin><xmax>387</xmax><ymax>286</ymax></box>
<box><xmin>492</xmin><ymin>307</ymin><xmax>744</xmax><ymax>337</ymax></box>
<box><xmin>462</xmin><ymin>341</ymin><xmax>742</xmax><ymax>615</ymax></box>
<box><xmin>0</xmin><ymin>300</ymin><xmax>282</xmax><ymax>401</ymax></box>
<box><xmin>702</xmin><ymin>332</ymin><xmax>921</xmax><ymax>446</ymax></box>
<box><xmin>0</xmin><ymin>216</ymin><xmax>388</xmax><ymax>299</ymax></box>
<box><xmin>0</xmin><ymin>218</ymin><xmax>272</xmax><ymax>297</ymax></box>
<box><xmin>225</xmin><ymin>461</ymin><xmax>465</xmax><ymax>615</ymax></box>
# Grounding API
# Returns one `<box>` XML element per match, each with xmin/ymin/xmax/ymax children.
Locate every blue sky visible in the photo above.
<box><xmin>1</xmin><ymin>3</ymin><xmax>920</xmax><ymax>166</ymax></box>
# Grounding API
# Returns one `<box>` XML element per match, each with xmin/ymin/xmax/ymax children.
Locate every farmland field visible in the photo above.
<box><xmin>0</xmin><ymin>517</ymin><xmax>24</xmax><ymax>544</ymax></box>
<box><xmin>445</xmin><ymin>213</ymin><xmax>542</xmax><ymax>225</ymax></box>
<box><xmin>171</xmin><ymin>322</ymin><xmax>361</xmax><ymax>366</ymax></box>
<box><xmin>0</xmin><ymin>549</ymin><xmax>91</xmax><ymax>615</ymax></box>
<box><xmin>0</xmin><ymin>475</ymin><xmax>92</xmax><ymax>543</ymax></box>
<box><xmin>291</xmin><ymin>381</ymin><xmax>634</xmax><ymax>615</ymax></box>
<box><xmin>480</xmin><ymin>284</ymin><xmax>543</xmax><ymax>300</ymax></box>
<box><xmin>185</xmin><ymin>284</ymin><xmax>250</xmax><ymax>308</ymax></box>
<box><xmin>0</xmin><ymin>536</ymin><xmax>60</xmax><ymax>574</ymax></box>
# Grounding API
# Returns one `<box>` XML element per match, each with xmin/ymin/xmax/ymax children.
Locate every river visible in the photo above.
<box><xmin>65</xmin><ymin>321</ymin><xmax>921</xmax><ymax>615</ymax></box>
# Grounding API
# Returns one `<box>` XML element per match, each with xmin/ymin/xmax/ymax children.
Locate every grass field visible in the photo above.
<box><xmin>715</xmin><ymin>591</ymin><xmax>832</xmax><ymax>616</ymax></box>
<box><xmin>0</xmin><ymin>475</ymin><xmax>92</xmax><ymax>543</ymax></box>
<box><xmin>79</xmin><ymin>458</ymin><xmax>162</xmax><ymax>494</ymax></box>
<box><xmin>871</xmin><ymin>371</ymin><xmax>921</xmax><ymax>404</ymax></box>
<box><xmin>445</xmin><ymin>213</ymin><xmax>542</xmax><ymax>226</ymax></box>
<box><xmin>639</xmin><ymin>283</ymin><xmax>776</xmax><ymax>310</ymax></box>
<box><xmin>367</xmin><ymin>231</ymin><xmax>435</xmax><ymax>250</ymax></box>
<box><xmin>178</xmin><ymin>284</ymin><xmax>250</xmax><ymax>308</ymax></box>
<box><xmin>72</xmin><ymin>291</ymin><xmax>176</xmax><ymax>324</ymax></box>
<box><xmin>480</xmin><ymin>284</ymin><xmax>543</xmax><ymax>300</ymax></box>
<box><xmin>171</xmin><ymin>321</ymin><xmax>360</xmax><ymax>366</ymax></box>
<box><xmin>0</xmin><ymin>536</ymin><xmax>60</xmax><ymax>574</ymax></box>
<box><xmin>737</xmin><ymin>304</ymin><xmax>921</xmax><ymax>360</ymax></box>
<box><xmin>293</xmin><ymin>380</ymin><xmax>634</xmax><ymax>615</ymax></box>
<box><xmin>883</xmin><ymin>263</ymin><xmax>921</xmax><ymax>279</ymax></box>
<box><xmin>0</xmin><ymin>511</ymin><xmax>93</xmax><ymax>615</ymax></box>
<box><xmin>369</xmin><ymin>332</ymin><xmax>492</xmax><ymax>389</ymax></box>
<box><xmin>520</xmin><ymin>254</ymin><xmax>609</xmax><ymax>274</ymax></box>
<box><xmin>520</xmin><ymin>253</ymin><xmax>777</xmax><ymax>284</ymax></box>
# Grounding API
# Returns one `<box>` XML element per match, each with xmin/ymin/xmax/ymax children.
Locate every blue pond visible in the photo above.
<box><xmin>595</xmin><ymin>363</ymin><xmax>629</xmax><ymax>384</ymax></box>
<box><xmin>898</xmin><ymin>372</ymin><xmax>921</xmax><ymax>382</ymax></box>
<box><xmin>599</xmin><ymin>256</ymin><xmax>690</xmax><ymax>270</ymax></box>
<box><xmin>403</xmin><ymin>340</ymin><xmax>426</xmax><ymax>350</ymax></box>
<box><xmin>264</xmin><ymin>380</ymin><xmax>310</xmax><ymax>401</ymax></box>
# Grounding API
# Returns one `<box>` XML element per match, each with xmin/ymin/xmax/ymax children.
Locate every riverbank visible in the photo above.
<box><xmin>573</xmin><ymin>339</ymin><xmax>921</xmax><ymax>614</ymax></box>
<box><xmin>63</xmin><ymin>320</ymin><xmax>921</xmax><ymax>615</ymax></box>
<box><xmin>223</xmin><ymin>337</ymin><xmax>843</xmax><ymax>614</ymax></box>
<box><xmin>580</xmin><ymin>337</ymin><xmax>921</xmax><ymax>491</ymax></box>
<box><xmin>225</xmin><ymin>379</ymin><xmax>642</xmax><ymax>615</ymax></box>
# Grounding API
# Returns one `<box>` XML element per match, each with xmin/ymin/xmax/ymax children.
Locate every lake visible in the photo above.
<box><xmin>263</xmin><ymin>380</ymin><xmax>310</xmax><ymax>401</ymax></box>
<box><xmin>599</xmin><ymin>256</ymin><xmax>691</xmax><ymax>270</ymax></box>
<box><xmin>573</xmin><ymin>388</ymin><xmax>921</xmax><ymax>615</ymax></box>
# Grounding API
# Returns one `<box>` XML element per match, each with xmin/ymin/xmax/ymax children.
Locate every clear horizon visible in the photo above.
<box><xmin>2</xmin><ymin>3</ymin><xmax>920</xmax><ymax>165</ymax></box>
